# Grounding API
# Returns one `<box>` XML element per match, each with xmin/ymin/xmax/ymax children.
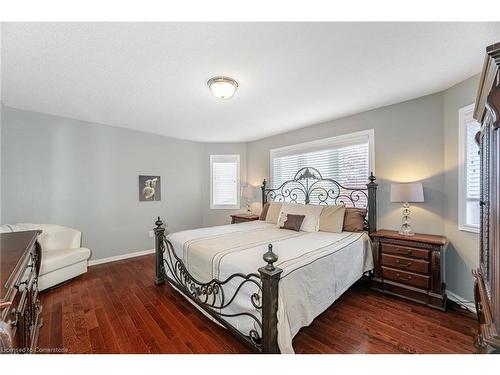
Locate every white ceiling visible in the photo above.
<box><xmin>2</xmin><ymin>22</ymin><xmax>500</xmax><ymax>142</ymax></box>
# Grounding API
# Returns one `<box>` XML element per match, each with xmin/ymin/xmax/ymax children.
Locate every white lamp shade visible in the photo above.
<box><xmin>242</xmin><ymin>186</ymin><xmax>255</xmax><ymax>199</ymax></box>
<box><xmin>390</xmin><ymin>183</ymin><xmax>424</xmax><ymax>203</ymax></box>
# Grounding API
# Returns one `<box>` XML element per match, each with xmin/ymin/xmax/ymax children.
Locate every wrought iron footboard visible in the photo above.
<box><xmin>153</xmin><ymin>217</ymin><xmax>282</xmax><ymax>353</ymax></box>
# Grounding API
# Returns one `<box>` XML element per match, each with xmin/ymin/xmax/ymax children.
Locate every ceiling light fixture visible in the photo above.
<box><xmin>207</xmin><ymin>76</ymin><xmax>238</xmax><ymax>100</ymax></box>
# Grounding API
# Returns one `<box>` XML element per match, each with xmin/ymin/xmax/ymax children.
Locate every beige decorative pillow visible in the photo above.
<box><xmin>319</xmin><ymin>204</ymin><xmax>346</xmax><ymax>233</ymax></box>
<box><xmin>265</xmin><ymin>202</ymin><xmax>283</xmax><ymax>224</ymax></box>
<box><xmin>277</xmin><ymin>202</ymin><xmax>324</xmax><ymax>232</ymax></box>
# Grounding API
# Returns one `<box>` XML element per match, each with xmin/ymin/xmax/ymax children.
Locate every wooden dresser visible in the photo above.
<box><xmin>472</xmin><ymin>42</ymin><xmax>500</xmax><ymax>353</ymax></box>
<box><xmin>370</xmin><ymin>229</ymin><xmax>447</xmax><ymax>311</ymax></box>
<box><xmin>0</xmin><ymin>230</ymin><xmax>43</xmax><ymax>353</ymax></box>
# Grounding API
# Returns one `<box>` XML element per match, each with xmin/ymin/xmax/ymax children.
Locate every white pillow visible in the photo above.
<box><xmin>277</xmin><ymin>202</ymin><xmax>324</xmax><ymax>232</ymax></box>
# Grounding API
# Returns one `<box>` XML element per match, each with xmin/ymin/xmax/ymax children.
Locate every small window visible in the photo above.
<box><xmin>458</xmin><ymin>104</ymin><xmax>480</xmax><ymax>233</ymax></box>
<box><xmin>210</xmin><ymin>155</ymin><xmax>240</xmax><ymax>209</ymax></box>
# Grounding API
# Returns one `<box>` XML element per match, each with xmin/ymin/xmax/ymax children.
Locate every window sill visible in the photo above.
<box><xmin>210</xmin><ymin>205</ymin><xmax>241</xmax><ymax>210</ymax></box>
<box><xmin>458</xmin><ymin>224</ymin><xmax>479</xmax><ymax>234</ymax></box>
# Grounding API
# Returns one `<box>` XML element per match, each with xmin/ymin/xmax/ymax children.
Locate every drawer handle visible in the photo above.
<box><xmin>396</xmin><ymin>259</ymin><xmax>412</xmax><ymax>267</ymax></box>
<box><xmin>405</xmin><ymin>249</ymin><xmax>412</xmax><ymax>255</ymax></box>
<box><xmin>396</xmin><ymin>273</ymin><xmax>412</xmax><ymax>281</ymax></box>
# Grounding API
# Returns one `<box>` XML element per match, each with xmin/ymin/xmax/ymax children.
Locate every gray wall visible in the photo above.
<box><xmin>443</xmin><ymin>75</ymin><xmax>480</xmax><ymax>302</ymax></box>
<box><xmin>1</xmin><ymin>106</ymin><xmax>204</xmax><ymax>260</ymax></box>
<box><xmin>247</xmin><ymin>93</ymin><xmax>446</xmax><ymax>236</ymax></box>
<box><xmin>1</xmin><ymin>25</ymin><xmax>3</xmax><ymax>223</ymax></box>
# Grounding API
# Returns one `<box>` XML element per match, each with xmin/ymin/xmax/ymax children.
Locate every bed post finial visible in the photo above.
<box><xmin>154</xmin><ymin>217</ymin><xmax>166</xmax><ymax>285</ymax></box>
<box><xmin>259</xmin><ymin>243</ymin><xmax>282</xmax><ymax>354</ymax></box>
<box><xmin>261</xmin><ymin>179</ymin><xmax>267</xmax><ymax>205</ymax></box>
<box><xmin>367</xmin><ymin>173</ymin><xmax>378</xmax><ymax>234</ymax></box>
<box><xmin>155</xmin><ymin>216</ymin><xmax>163</xmax><ymax>228</ymax></box>
<box><xmin>263</xmin><ymin>244</ymin><xmax>278</xmax><ymax>271</ymax></box>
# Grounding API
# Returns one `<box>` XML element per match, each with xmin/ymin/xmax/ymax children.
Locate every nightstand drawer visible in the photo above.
<box><xmin>232</xmin><ymin>217</ymin><xmax>250</xmax><ymax>224</ymax></box>
<box><xmin>382</xmin><ymin>266</ymin><xmax>430</xmax><ymax>289</ymax></box>
<box><xmin>381</xmin><ymin>254</ymin><xmax>429</xmax><ymax>274</ymax></box>
<box><xmin>381</xmin><ymin>243</ymin><xmax>430</xmax><ymax>260</ymax></box>
<box><xmin>230</xmin><ymin>214</ymin><xmax>260</xmax><ymax>224</ymax></box>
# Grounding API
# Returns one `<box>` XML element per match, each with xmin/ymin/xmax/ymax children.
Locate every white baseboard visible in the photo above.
<box><xmin>447</xmin><ymin>290</ymin><xmax>476</xmax><ymax>314</ymax></box>
<box><xmin>88</xmin><ymin>248</ymin><xmax>155</xmax><ymax>266</ymax></box>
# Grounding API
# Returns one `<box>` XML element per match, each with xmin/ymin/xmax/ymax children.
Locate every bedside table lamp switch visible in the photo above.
<box><xmin>390</xmin><ymin>182</ymin><xmax>424</xmax><ymax>236</ymax></box>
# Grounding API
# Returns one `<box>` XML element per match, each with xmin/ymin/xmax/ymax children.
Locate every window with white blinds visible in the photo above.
<box><xmin>210</xmin><ymin>154</ymin><xmax>240</xmax><ymax>209</ymax></box>
<box><xmin>270</xmin><ymin>130</ymin><xmax>374</xmax><ymax>205</ymax></box>
<box><xmin>458</xmin><ymin>104</ymin><xmax>480</xmax><ymax>233</ymax></box>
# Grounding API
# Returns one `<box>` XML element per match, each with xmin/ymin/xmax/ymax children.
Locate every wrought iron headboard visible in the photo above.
<box><xmin>261</xmin><ymin>167</ymin><xmax>378</xmax><ymax>233</ymax></box>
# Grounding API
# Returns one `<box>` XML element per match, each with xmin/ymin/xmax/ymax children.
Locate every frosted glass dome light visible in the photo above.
<box><xmin>207</xmin><ymin>76</ymin><xmax>238</xmax><ymax>100</ymax></box>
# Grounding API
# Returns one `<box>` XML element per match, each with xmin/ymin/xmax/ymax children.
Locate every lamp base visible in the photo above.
<box><xmin>399</xmin><ymin>203</ymin><xmax>414</xmax><ymax>236</ymax></box>
<box><xmin>398</xmin><ymin>227</ymin><xmax>415</xmax><ymax>236</ymax></box>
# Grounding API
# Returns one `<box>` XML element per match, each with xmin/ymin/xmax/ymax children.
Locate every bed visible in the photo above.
<box><xmin>153</xmin><ymin>167</ymin><xmax>378</xmax><ymax>353</ymax></box>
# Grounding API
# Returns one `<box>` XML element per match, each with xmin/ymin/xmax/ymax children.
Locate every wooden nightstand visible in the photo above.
<box><xmin>370</xmin><ymin>229</ymin><xmax>447</xmax><ymax>311</ymax></box>
<box><xmin>230</xmin><ymin>213</ymin><xmax>260</xmax><ymax>224</ymax></box>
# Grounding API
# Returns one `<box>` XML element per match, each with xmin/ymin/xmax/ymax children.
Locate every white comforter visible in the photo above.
<box><xmin>166</xmin><ymin>221</ymin><xmax>373</xmax><ymax>353</ymax></box>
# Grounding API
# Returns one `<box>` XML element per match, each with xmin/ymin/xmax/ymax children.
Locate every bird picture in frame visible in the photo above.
<box><xmin>139</xmin><ymin>175</ymin><xmax>161</xmax><ymax>201</ymax></box>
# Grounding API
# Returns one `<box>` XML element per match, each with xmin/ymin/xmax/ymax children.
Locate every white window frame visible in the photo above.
<box><xmin>458</xmin><ymin>103</ymin><xmax>480</xmax><ymax>233</ymax></box>
<box><xmin>269</xmin><ymin>129</ymin><xmax>375</xmax><ymax>186</ymax></box>
<box><xmin>210</xmin><ymin>154</ymin><xmax>241</xmax><ymax>210</ymax></box>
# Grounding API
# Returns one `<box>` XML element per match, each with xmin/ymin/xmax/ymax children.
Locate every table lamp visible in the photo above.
<box><xmin>242</xmin><ymin>186</ymin><xmax>255</xmax><ymax>213</ymax></box>
<box><xmin>390</xmin><ymin>182</ymin><xmax>424</xmax><ymax>236</ymax></box>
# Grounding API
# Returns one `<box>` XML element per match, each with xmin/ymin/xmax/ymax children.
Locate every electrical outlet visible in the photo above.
<box><xmin>149</xmin><ymin>230</ymin><xmax>154</xmax><ymax>238</ymax></box>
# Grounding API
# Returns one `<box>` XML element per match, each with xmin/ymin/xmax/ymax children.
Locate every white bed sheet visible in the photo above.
<box><xmin>165</xmin><ymin>221</ymin><xmax>373</xmax><ymax>353</ymax></box>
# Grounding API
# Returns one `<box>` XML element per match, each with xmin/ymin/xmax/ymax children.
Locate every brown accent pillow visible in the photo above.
<box><xmin>343</xmin><ymin>208</ymin><xmax>367</xmax><ymax>232</ymax></box>
<box><xmin>259</xmin><ymin>202</ymin><xmax>270</xmax><ymax>221</ymax></box>
<box><xmin>280</xmin><ymin>214</ymin><xmax>305</xmax><ymax>232</ymax></box>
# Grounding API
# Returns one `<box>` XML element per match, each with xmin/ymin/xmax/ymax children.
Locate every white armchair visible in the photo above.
<box><xmin>0</xmin><ymin>223</ymin><xmax>91</xmax><ymax>291</ymax></box>
<box><xmin>37</xmin><ymin>224</ymin><xmax>91</xmax><ymax>291</ymax></box>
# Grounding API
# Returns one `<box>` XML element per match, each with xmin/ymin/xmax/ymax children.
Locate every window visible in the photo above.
<box><xmin>210</xmin><ymin>154</ymin><xmax>240</xmax><ymax>209</ymax></box>
<box><xmin>270</xmin><ymin>129</ymin><xmax>374</xmax><ymax>205</ymax></box>
<box><xmin>458</xmin><ymin>104</ymin><xmax>480</xmax><ymax>233</ymax></box>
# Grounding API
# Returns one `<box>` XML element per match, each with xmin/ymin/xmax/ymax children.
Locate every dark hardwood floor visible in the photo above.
<box><xmin>38</xmin><ymin>254</ymin><xmax>477</xmax><ymax>354</ymax></box>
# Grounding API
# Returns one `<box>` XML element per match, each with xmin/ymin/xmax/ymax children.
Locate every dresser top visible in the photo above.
<box><xmin>230</xmin><ymin>213</ymin><xmax>260</xmax><ymax>219</ymax></box>
<box><xmin>1</xmin><ymin>230</ymin><xmax>40</xmax><ymax>302</ymax></box>
<box><xmin>370</xmin><ymin>229</ymin><xmax>447</xmax><ymax>246</ymax></box>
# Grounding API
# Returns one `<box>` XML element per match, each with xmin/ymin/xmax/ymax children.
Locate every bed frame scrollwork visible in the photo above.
<box><xmin>262</xmin><ymin>167</ymin><xmax>378</xmax><ymax>232</ymax></box>
<box><xmin>154</xmin><ymin>167</ymin><xmax>377</xmax><ymax>353</ymax></box>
